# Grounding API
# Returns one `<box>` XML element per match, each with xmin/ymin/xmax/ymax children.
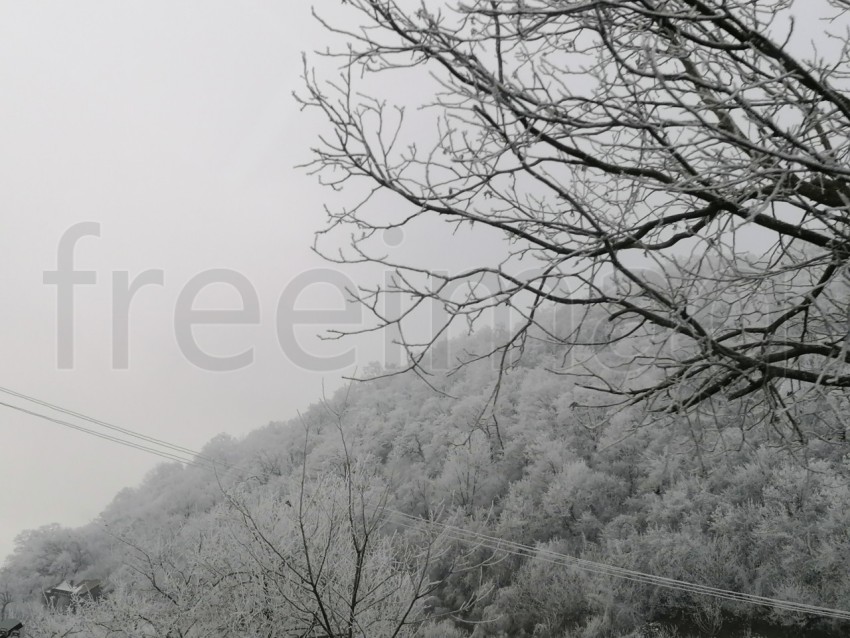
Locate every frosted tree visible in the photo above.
<box><xmin>215</xmin><ymin>454</ymin><xmax>488</xmax><ymax>638</ymax></box>
<box><xmin>302</xmin><ymin>0</ymin><xmax>850</xmax><ymax>442</ymax></box>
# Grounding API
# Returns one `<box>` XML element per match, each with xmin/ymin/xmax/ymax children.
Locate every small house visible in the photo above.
<box><xmin>43</xmin><ymin>579</ymin><xmax>103</xmax><ymax>611</ymax></box>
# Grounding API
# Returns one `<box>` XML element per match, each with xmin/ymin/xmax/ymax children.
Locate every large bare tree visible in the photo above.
<box><xmin>301</xmin><ymin>0</ymin><xmax>850</xmax><ymax>441</ymax></box>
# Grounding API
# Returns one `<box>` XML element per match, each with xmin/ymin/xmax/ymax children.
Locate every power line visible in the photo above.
<box><xmin>0</xmin><ymin>386</ymin><xmax>230</xmax><ymax>471</ymax></box>
<box><xmin>0</xmin><ymin>400</ymin><xmax>210</xmax><ymax>470</ymax></box>
<box><xmin>0</xmin><ymin>385</ymin><xmax>205</xmax><ymax>460</ymax></box>
<box><xmin>387</xmin><ymin>511</ymin><xmax>850</xmax><ymax>621</ymax></box>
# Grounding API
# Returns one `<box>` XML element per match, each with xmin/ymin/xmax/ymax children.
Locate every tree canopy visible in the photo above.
<box><xmin>302</xmin><ymin>0</ymin><xmax>850</xmax><ymax>441</ymax></box>
<box><xmin>5</xmin><ymin>332</ymin><xmax>850</xmax><ymax>636</ymax></box>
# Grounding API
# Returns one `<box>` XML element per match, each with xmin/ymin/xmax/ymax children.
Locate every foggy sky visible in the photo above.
<box><xmin>0</xmin><ymin>1</ymin><xmax>387</xmax><ymax>562</ymax></box>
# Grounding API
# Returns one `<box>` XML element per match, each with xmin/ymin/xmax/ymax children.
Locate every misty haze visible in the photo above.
<box><xmin>2</xmin><ymin>2</ymin><xmax>850</xmax><ymax>637</ymax></box>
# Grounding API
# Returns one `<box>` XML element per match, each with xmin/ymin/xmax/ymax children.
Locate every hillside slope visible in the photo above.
<box><xmin>3</xmin><ymin>324</ymin><xmax>850</xmax><ymax>637</ymax></box>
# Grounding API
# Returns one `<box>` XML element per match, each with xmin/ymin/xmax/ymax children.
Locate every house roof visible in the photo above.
<box><xmin>49</xmin><ymin>579</ymin><xmax>76</xmax><ymax>594</ymax></box>
<box><xmin>74</xmin><ymin>580</ymin><xmax>101</xmax><ymax>594</ymax></box>
<box><xmin>0</xmin><ymin>619</ymin><xmax>23</xmax><ymax>631</ymax></box>
<box><xmin>47</xmin><ymin>579</ymin><xmax>102</xmax><ymax>596</ymax></box>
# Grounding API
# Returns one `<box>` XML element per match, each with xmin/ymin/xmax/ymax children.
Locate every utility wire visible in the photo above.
<box><xmin>0</xmin><ymin>400</ymin><xmax>210</xmax><ymax>470</ymax></box>
<box><xmin>0</xmin><ymin>385</ymin><xmax>228</xmax><ymax>470</ymax></box>
<box><xmin>387</xmin><ymin>511</ymin><xmax>850</xmax><ymax>621</ymax></box>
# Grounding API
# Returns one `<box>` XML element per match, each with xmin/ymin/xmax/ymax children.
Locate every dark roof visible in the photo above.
<box><xmin>75</xmin><ymin>579</ymin><xmax>102</xmax><ymax>594</ymax></box>
<box><xmin>0</xmin><ymin>619</ymin><xmax>23</xmax><ymax>631</ymax></box>
<box><xmin>46</xmin><ymin>578</ymin><xmax>102</xmax><ymax>596</ymax></box>
<box><xmin>46</xmin><ymin>579</ymin><xmax>75</xmax><ymax>594</ymax></box>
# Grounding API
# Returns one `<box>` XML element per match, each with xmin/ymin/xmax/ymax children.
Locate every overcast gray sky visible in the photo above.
<box><xmin>0</xmin><ymin>1</ymin><xmax>399</xmax><ymax>561</ymax></box>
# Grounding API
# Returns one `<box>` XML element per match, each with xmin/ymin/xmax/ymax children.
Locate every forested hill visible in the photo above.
<box><xmin>3</xmin><ymin>322</ymin><xmax>850</xmax><ymax>637</ymax></box>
